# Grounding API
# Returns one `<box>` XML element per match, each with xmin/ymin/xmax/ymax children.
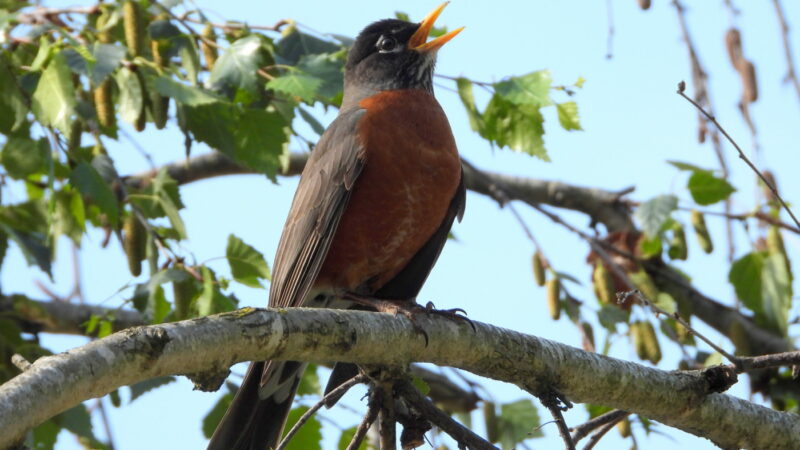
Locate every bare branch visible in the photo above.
<box><xmin>397</xmin><ymin>381</ymin><xmax>496</xmax><ymax>450</ymax></box>
<box><xmin>571</xmin><ymin>409</ymin><xmax>630</xmax><ymax>444</ymax></box>
<box><xmin>772</xmin><ymin>0</ymin><xmax>800</xmax><ymax>107</ymax></box>
<box><xmin>676</xmin><ymin>85</ymin><xmax>800</xmax><ymax>230</ymax></box>
<box><xmin>2</xmin><ymin>309</ymin><xmax>799</xmax><ymax>449</ymax></box>
<box><xmin>276</xmin><ymin>375</ymin><xmax>367</xmax><ymax>450</ymax></box>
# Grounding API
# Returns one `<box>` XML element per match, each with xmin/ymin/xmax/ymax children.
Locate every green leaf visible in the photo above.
<box><xmin>1</xmin><ymin>224</ymin><xmax>52</xmax><ymax>276</ymax></box>
<box><xmin>276</xmin><ymin>29</ymin><xmax>340</xmax><ymax>65</ymax></box>
<box><xmin>155</xmin><ymin>76</ymin><xmax>220</xmax><ymax>106</ymax></box>
<box><xmin>297</xmin><ymin>363</ymin><xmax>320</xmax><ymax>396</ymax></box>
<box><xmin>129</xmin><ymin>168</ymin><xmax>184</xmax><ymax>219</ymax></box>
<box><xmin>687</xmin><ymin>171</ymin><xmax>735</xmax><ymax>205</ymax></box>
<box><xmin>129</xmin><ymin>376</ymin><xmax>176</xmax><ymax>402</ymax></box>
<box><xmin>31</xmin><ymin>52</ymin><xmax>76</xmax><ymax>135</ymax></box>
<box><xmin>598</xmin><ymin>304</ymin><xmax>629</xmax><ymax>331</ymax></box>
<box><xmin>1</xmin><ymin>136</ymin><xmax>47</xmax><ymax>179</ymax></box>
<box><xmin>69</xmin><ymin>162</ymin><xmax>119</xmax><ymax>228</ymax></box>
<box><xmin>654</xmin><ymin>292</ymin><xmax>677</xmax><ymax>315</ymax></box>
<box><xmin>297</xmin><ymin>52</ymin><xmax>345</xmax><ymax>101</ymax></box>
<box><xmin>202</xmin><ymin>392</ymin><xmax>234</xmax><ymax>438</ymax></box>
<box><xmin>585</xmin><ymin>404</ymin><xmax>613</xmax><ymax>418</ymax></box>
<box><xmin>494</xmin><ymin>70</ymin><xmax>552</xmax><ymax>107</ymax></box>
<box><xmin>482</xmin><ymin>95</ymin><xmax>548</xmax><ymax>160</ymax></box>
<box><xmin>729</xmin><ymin>252</ymin><xmax>764</xmax><ymax>315</ymax></box>
<box><xmin>116</xmin><ymin>67</ymin><xmax>143</xmax><ymax>125</ymax></box>
<box><xmin>639</xmin><ymin>234</ymin><xmax>662</xmax><ymax>258</ymax></box>
<box><xmin>666</xmin><ymin>160</ymin><xmax>710</xmax><ymax>172</ymax></box>
<box><xmin>635</xmin><ymin>195</ymin><xmax>678</xmax><ymax>237</ymax></box>
<box><xmin>410</xmin><ymin>374</ymin><xmax>430</xmax><ymax>396</ymax></box>
<box><xmin>499</xmin><ymin>399</ymin><xmax>542</xmax><ymax>449</ymax></box>
<box><xmin>762</xmin><ymin>252</ymin><xmax>792</xmax><ymax>336</ymax></box>
<box><xmin>198</xmin><ymin>266</ymin><xmax>236</xmax><ymax>316</ymax></box>
<box><xmin>233</xmin><ymin>108</ymin><xmax>289</xmax><ymax>179</ymax></box>
<box><xmin>209</xmin><ymin>35</ymin><xmax>264</xmax><ymax>96</ymax></box>
<box><xmin>54</xmin><ymin>404</ymin><xmax>94</xmax><ymax>440</ymax></box>
<box><xmin>0</xmin><ymin>54</ymin><xmax>28</xmax><ymax>133</ymax></box>
<box><xmin>91</xmin><ymin>43</ymin><xmax>126</xmax><ymax>84</ymax></box>
<box><xmin>297</xmin><ymin>105</ymin><xmax>325</xmax><ymax>135</ymax></box>
<box><xmin>53</xmin><ymin>188</ymin><xmax>85</xmax><ymax>243</ymax></box>
<box><xmin>31</xmin><ymin>419</ymin><xmax>59</xmax><ymax>450</ymax></box>
<box><xmin>180</xmin><ymin>37</ymin><xmax>201</xmax><ymax>86</ymax></box>
<box><xmin>226</xmin><ymin>234</ymin><xmax>270</xmax><ymax>288</ymax></box>
<box><xmin>267</xmin><ymin>72</ymin><xmax>322</xmax><ymax>103</ymax></box>
<box><xmin>282</xmin><ymin>406</ymin><xmax>322</xmax><ymax>450</ymax></box>
<box><xmin>556</xmin><ymin>101</ymin><xmax>582</xmax><ymax>131</ymax></box>
<box><xmin>456</xmin><ymin>77</ymin><xmax>484</xmax><ymax>132</ymax></box>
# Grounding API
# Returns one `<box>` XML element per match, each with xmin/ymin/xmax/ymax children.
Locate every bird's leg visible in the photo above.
<box><xmin>341</xmin><ymin>294</ymin><xmax>476</xmax><ymax>344</ymax></box>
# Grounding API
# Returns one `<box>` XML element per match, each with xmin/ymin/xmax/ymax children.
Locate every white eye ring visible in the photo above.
<box><xmin>377</xmin><ymin>36</ymin><xmax>400</xmax><ymax>53</ymax></box>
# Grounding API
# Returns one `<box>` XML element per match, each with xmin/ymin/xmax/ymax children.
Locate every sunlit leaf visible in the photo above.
<box><xmin>635</xmin><ymin>195</ymin><xmax>677</xmax><ymax>237</ymax></box>
<box><xmin>209</xmin><ymin>35</ymin><xmax>263</xmax><ymax>96</ymax></box>
<box><xmin>226</xmin><ymin>234</ymin><xmax>270</xmax><ymax>288</ymax></box>
<box><xmin>556</xmin><ymin>101</ymin><xmax>581</xmax><ymax>130</ymax></box>
<box><xmin>31</xmin><ymin>52</ymin><xmax>76</xmax><ymax>135</ymax></box>
<box><xmin>687</xmin><ymin>171</ymin><xmax>735</xmax><ymax>205</ymax></box>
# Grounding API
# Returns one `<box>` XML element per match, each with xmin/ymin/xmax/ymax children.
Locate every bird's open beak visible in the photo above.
<box><xmin>408</xmin><ymin>2</ymin><xmax>464</xmax><ymax>52</ymax></box>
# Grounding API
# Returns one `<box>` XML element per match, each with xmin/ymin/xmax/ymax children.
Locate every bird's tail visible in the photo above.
<box><xmin>207</xmin><ymin>360</ymin><xmax>307</xmax><ymax>450</ymax></box>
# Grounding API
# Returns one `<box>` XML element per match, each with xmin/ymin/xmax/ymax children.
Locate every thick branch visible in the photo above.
<box><xmin>1</xmin><ymin>295</ymin><xmax>146</xmax><ymax>335</ymax></box>
<box><xmin>1</xmin><ymin>309</ymin><xmax>798</xmax><ymax>449</ymax></box>
<box><xmin>124</xmin><ymin>152</ymin><xmax>634</xmax><ymax>232</ymax></box>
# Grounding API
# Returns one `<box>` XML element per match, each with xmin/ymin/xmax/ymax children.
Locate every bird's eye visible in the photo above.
<box><xmin>377</xmin><ymin>36</ymin><xmax>399</xmax><ymax>53</ymax></box>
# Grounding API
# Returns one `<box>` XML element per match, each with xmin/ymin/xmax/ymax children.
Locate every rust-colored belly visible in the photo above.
<box><xmin>315</xmin><ymin>89</ymin><xmax>460</xmax><ymax>293</ymax></box>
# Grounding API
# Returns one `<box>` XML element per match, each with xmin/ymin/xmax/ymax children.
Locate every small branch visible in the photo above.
<box><xmin>604</xmin><ymin>0</ymin><xmax>615</xmax><ymax>59</ymax></box>
<box><xmin>11</xmin><ymin>354</ymin><xmax>31</xmax><ymax>372</ymax></box>
<box><xmin>346</xmin><ymin>389</ymin><xmax>381</xmax><ymax>450</ymax></box>
<box><xmin>539</xmin><ymin>390</ymin><xmax>575</xmax><ymax>450</ymax></box>
<box><xmin>276</xmin><ymin>375</ymin><xmax>367</xmax><ymax>450</ymax></box>
<box><xmin>674</xmin><ymin>205</ymin><xmax>800</xmax><ymax>235</ymax></box>
<box><xmin>582</xmin><ymin>418</ymin><xmax>621</xmax><ymax>450</ymax></box>
<box><xmin>571</xmin><ymin>409</ymin><xmax>630</xmax><ymax>443</ymax></box>
<box><xmin>378</xmin><ymin>384</ymin><xmax>396</xmax><ymax>450</ymax></box>
<box><xmin>677</xmin><ymin>83</ymin><xmax>800</xmax><ymax>230</ymax></box>
<box><xmin>397</xmin><ymin>381</ymin><xmax>497</xmax><ymax>450</ymax></box>
<box><xmin>772</xmin><ymin>0</ymin><xmax>800</xmax><ymax>107</ymax></box>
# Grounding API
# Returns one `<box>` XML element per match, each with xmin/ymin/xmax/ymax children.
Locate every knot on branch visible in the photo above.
<box><xmin>702</xmin><ymin>365</ymin><xmax>738</xmax><ymax>394</ymax></box>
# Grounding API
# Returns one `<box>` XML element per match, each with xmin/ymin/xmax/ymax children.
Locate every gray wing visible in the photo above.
<box><xmin>269</xmin><ymin>108</ymin><xmax>366</xmax><ymax>308</ymax></box>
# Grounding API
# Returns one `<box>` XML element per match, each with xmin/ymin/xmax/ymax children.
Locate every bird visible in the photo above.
<box><xmin>208</xmin><ymin>3</ymin><xmax>465</xmax><ymax>449</ymax></box>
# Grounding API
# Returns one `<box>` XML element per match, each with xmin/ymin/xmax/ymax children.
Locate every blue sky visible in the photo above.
<box><xmin>5</xmin><ymin>0</ymin><xmax>800</xmax><ymax>449</ymax></box>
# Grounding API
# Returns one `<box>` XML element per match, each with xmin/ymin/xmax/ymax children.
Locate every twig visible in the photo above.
<box><xmin>346</xmin><ymin>389</ymin><xmax>381</xmax><ymax>450</ymax></box>
<box><xmin>582</xmin><ymin>418</ymin><xmax>622</xmax><ymax>450</ymax></box>
<box><xmin>95</xmin><ymin>398</ymin><xmax>116</xmax><ymax>450</ymax></box>
<box><xmin>621</xmin><ymin>289</ymin><xmax>739</xmax><ymax>364</ymax></box>
<box><xmin>181</xmin><ymin>15</ymin><xmax>288</xmax><ymax>32</ymax></box>
<box><xmin>672</xmin><ymin>0</ymin><xmax>736</xmax><ymax>262</ymax></box>
<box><xmin>605</xmin><ymin>0</ymin><xmax>614</xmax><ymax>59</ymax></box>
<box><xmin>772</xmin><ymin>0</ymin><xmax>800</xmax><ymax>107</ymax></box>
<box><xmin>397</xmin><ymin>381</ymin><xmax>497</xmax><ymax>450</ymax></box>
<box><xmin>378</xmin><ymin>384</ymin><xmax>396</xmax><ymax>450</ymax></box>
<box><xmin>677</xmin><ymin>83</ymin><xmax>800</xmax><ymax>230</ymax></box>
<box><xmin>540</xmin><ymin>390</ymin><xmax>576</xmax><ymax>450</ymax></box>
<box><xmin>11</xmin><ymin>354</ymin><xmax>31</xmax><ymax>372</ymax></box>
<box><xmin>570</xmin><ymin>409</ymin><xmax>630</xmax><ymax>443</ymax></box>
<box><xmin>674</xmin><ymin>205</ymin><xmax>800</xmax><ymax>235</ymax></box>
<box><xmin>275</xmin><ymin>375</ymin><xmax>366</xmax><ymax>450</ymax></box>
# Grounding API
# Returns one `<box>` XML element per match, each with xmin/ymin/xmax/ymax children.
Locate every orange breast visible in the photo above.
<box><xmin>315</xmin><ymin>89</ymin><xmax>461</xmax><ymax>293</ymax></box>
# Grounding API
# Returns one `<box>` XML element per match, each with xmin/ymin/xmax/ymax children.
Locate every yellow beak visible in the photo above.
<box><xmin>407</xmin><ymin>2</ymin><xmax>464</xmax><ymax>52</ymax></box>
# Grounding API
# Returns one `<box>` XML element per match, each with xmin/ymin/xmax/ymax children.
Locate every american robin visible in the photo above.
<box><xmin>208</xmin><ymin>4</ymin><xmax>465</xmax><ymax>449</ymax></box>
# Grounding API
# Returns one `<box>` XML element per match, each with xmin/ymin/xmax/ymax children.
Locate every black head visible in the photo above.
<box><xmin>342</xmin><ymin>3</ymin><xmax>463</xmax><ymax>107</ymax></box>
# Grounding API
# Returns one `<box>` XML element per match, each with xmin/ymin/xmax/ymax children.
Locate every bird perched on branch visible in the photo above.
<box><xmin>208</xmin><ymin>3</ymin><xmax>465</xmax><ymax>449</ymax></box>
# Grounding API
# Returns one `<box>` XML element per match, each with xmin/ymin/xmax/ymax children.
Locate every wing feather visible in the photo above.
<box><xmin>269</xmin><ymin>108</ymin><xmax>366</xmax><ymax>308</ymax></box>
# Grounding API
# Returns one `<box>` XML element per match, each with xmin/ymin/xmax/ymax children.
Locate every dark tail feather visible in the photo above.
<box><xmin>208</xmin><ymin>361</ymin><xmax>306</xmax><ymax>450</ymax></box>
<box><xmin>323</xmin><ymin>362</ymin><xmax>360</xmax><ymax>408</ymax></box>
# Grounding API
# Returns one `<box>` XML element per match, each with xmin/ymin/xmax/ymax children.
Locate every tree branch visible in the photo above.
<box><xmin>124</xmin><ymin>152</ymin><xmax>635</xmax><ymax>233</ymax></box>
<box><xmin>1</xmin><ymin>309</ymin><xmax>798</xmax><ymax>449</ymax></box>
<box><xmin>1</xmin><ymin>295</ymin><xmax>146</xmax><ymax>335</ymax></box>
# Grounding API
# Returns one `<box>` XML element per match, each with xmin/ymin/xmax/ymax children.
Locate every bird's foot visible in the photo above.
<box><xmin>342</xmin><ymin>294</ymin><xmax>475</xmax><ymax>345</ymax></box>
